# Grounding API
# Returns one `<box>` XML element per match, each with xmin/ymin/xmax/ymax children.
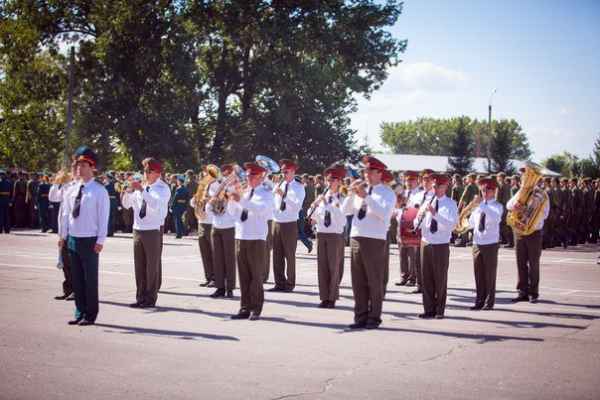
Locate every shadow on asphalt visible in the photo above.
<box><xmin>100</xmin><ymin>299</ymin><xmax>232</xmax><ymax>319</ymax></box>
<box><xmin>95</xmin><ymin>323</ymin><xmax>239</xmax><ymax>341</ymax></box>
<box><xmin>374</xmin><ymin>326</ymin><xmax>544</xmax><ymax>343</ymax></box>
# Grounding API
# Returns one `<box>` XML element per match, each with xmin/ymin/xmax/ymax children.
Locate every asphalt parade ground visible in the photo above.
<box><xmin>1</xmin><ymin>230</ymin><xmax>599</xmax><ymax>399</ymax></box>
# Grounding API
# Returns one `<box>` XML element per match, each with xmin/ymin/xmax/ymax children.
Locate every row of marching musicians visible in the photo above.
<box><xmin>56</xmin><ymin>145</ymin><xmax>549</xmax><ymax>329</ymax></box>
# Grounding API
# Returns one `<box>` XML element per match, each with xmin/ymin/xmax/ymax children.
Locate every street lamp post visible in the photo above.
<box><xmin>487</xmin><ymin>88</ymin><xmax>497</xmax><ymax>174</ymax></box>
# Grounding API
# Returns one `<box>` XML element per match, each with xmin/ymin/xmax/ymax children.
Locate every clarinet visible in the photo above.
<box><xmin>306</xmin><ymin>187</ymin><xmax>330</xmax><ymax>220</ymax></box>
<box><xmin>411</xmin><ymin>194</ymin><xmax>435</xmax><ymax>235</ymax></box>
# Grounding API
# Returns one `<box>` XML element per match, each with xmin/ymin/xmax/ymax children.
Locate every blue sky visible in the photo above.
<box><xmin>350</xmin><ymin>0</ymin><xmax>600</xmax><ymax>163</ymax></box>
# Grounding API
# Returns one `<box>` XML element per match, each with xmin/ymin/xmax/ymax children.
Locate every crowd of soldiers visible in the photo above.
<box><xmin>1</xmin><ymin>167</ymin><xmax>599</xmax><ymax>248</ymax></box>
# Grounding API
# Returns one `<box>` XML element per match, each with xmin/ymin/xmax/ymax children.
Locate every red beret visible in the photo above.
<box><xmin>403</xmin><ymin>170</ymin><xmax>420</xmax><ymax>180</ymax></box>
<box><xmin>430</xmin><ymin>173</ymin><xmax>449</xmax><ymax>186</ymax></box>
<box><xmin>142</xmin><ymin>158</ymin><xmax>162</xmax><ymax>173</ymax></box>
<box><xmin>381</xmin><ymin>169</ymin><xmax>394</xmax><ymax>182</ymax></box>
<box><xmin>328</xmin><ymin>163</ymin><xmax>347</xmax><ymax>177</ymax></box>
<box><xmin>221</xmin><ymin>164</ymin><xmax>233</xmax><ymax>174</ymax></box>
<box><xmin>323</xmin><ymin>167</ymin><xmax>344</xmax><ymax>180</ymax></box>
<box><xmin>279</xmin><ymin>159</ymin><xmax>297</xmax><ymax>170</ymax></box>
<box><xmin>244</xmin><ymin>162</ymin><xmax>267</xmax><ymax>175</ymax></box>
<box><xmin>421</xmin><ymin>169</ymin><xmax>435</xmax><ymax>179</ymax></box>
<box><xmin>479</xmin><ymin>178</ymin><xmax>498</xmax><ymax>189</ymax></box>
<box><xmin>361</xmin><ymin>156</ymin><xmax>387</xmax><ymax>171</ymax></box>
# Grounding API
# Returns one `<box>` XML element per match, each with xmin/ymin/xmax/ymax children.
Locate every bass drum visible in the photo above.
<box><xmin>399</xmin><ymin>206</ymin><xmax>421</xmax><ymax>247</ymax></box>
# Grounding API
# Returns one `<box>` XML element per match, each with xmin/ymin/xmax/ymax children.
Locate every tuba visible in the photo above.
<box><xmin>194</xmin><ymin>164</ymin><xmax>221</xmax><ymax>220</ymax></box>
<box><xmin>507</xmin><ymin>161</ymin><xmax>548</xmax><ymax>236</ymax></box>
<box><xmin>453</xmin><ymin>199</ymin><xmax>480</xmax><ymax>235</ymax></box>
<box><xmin>211</xmin><ymin>164</ymin><xmax>247</xmax><ymax>216</ymax></box>
<box><xmin>256</xmin><ymin>155</ymin><xmax>280</xmax><ymax>191</ymax></box>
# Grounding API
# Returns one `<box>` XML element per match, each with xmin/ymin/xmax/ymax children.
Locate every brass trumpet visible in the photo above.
<box><xmin>346</xmin><ymin>179</ymin><xmax>368</xmax><ymax>195</ymax></box>
<box><xmin>195</xmin><ymin>164</ymin><xmax>221</xmax><ymax>221</ymax></box>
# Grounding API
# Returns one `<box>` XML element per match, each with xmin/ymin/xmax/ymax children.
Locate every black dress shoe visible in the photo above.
<box><xmin>318</xmin><ymin>300</ymin><xmax>328</xmax><ymax>308</ymax></box>
<box><xmin>348</xmin><ymin>322</ymin><xmax>367</xmax><ymax>329</ymax></box>
<box><xmin>529</xmin><ymin>297</ymin><xmax>538</xmax><ymax>304</ymax></box>
<box><xmin>129</xmin><ymin>300</ymin><xmax>144</xmax><ymax>308</ymax></box>
<box><xmin>511</xmin><ymin>295</ymin><xmax>529</xmax><ymax>303</ymax></box>
<box><xmin>503</xmin><ymin>244</ymin><xmax>514</xmax><ymax>248</ymax></box>
<box><xmin>207</xmin><ymin>280</ymin><xmax>216</xmax><ymax>288</ymax></box>
<box><xmin>470</xmin><ymin>304</ymin><xmax>484</xmax><ymax>310</ymax></box>
<box><xmin>412</xmin><ymin>288</ymin><xmax>423</xmax><ymax>294</ymax></box>
<box><xmin>434</xmin><ymin>314</ymin><xmax>444</xmax><ymax>320</ymax></box>
<box><xmin>230</xmin><ymin>312</ymin><xmax>250</xmax><ymax>320</ymax></box>
<box><xmin>66</xmin><ymin>293</ymin><xmax>75</xmax><ymax>301</ymax></box>
<box><xmin>199</xmin><ymin>280</ymin><xmax>210</xmax><ymax>287</ymax></box>
<box><xmin>79</xmin><ymin>319</ymin><xmax>95</xmax><ymax>326</ymax></box>
<box><xmin>226</xmin><ymin>290</ymin><xmax>234</xmax><ymax>299</ymax></box>
<box><xmin>210</xmin><ymin>288</ymin><xmax>226</xmax><ymax>298</ymax></box>
<box><xmin>482</xmin><ymin>305</ymin><xmax>494</xmax><ymax>310</ymax></box>
<box><xmin>327</xmin><ymin>301</ymin><xmax>336</xmax><ymax>309</ymax></box>
<box><xmin>406</xmin><ymin>281</ymin><xmax>416</xmax><ymax>287</ymax></box>
<box><xmin>68</xmin><ymin>317</ymin><xmax>84</xmax><ymax>325</ymax></box>
<box><xmin>267</xmin><ymin>286</ymin><xmax>284</xmax><ymax>292</ymax></box>
<box><xmin>365</xmin><ymin>323</ymin><xmax>380</xmax><ymax>330</ymax></box>
<box><xmin>249</xmin><ymin>313</ymin><xmax>260</xmax><ymax>321</ymax></box>
<box><xmin>417</xmin><ymin>312</ymin><xmax>435</xmax><ymax>319</ymax></box>
<box><xmin>139</xmin><ymin>302</ymin><xmax>156</xmax><ymax>308</ymax></box>
<box><xmin>395</xmin><ymin>280</ymin><xmax>408</xmax><ymax>286</ymax></box>
<box><xmin>283</xmin><ymin>285</ymin><xmax>294</xmax><ymax>293</ymax></box>
<box><xmin>54</xmin><ymin>294</ymin><xmax>69</xmax><ymax>300</ymax></box>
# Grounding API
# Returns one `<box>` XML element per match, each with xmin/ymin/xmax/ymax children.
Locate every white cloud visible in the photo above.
<box><xmin>388</xmin><ymin>62</ymin><xmax>470</xmax><ymax>92</ymax></box>
<box><xmin>526</xmin><ymin>126</ymin><xmax>593</xmax><ymax>161</ymax></box>
<box><xmin>555</xmin><ymin>107</ymin><xmax>572</xmax><ymax>116</ymax></box>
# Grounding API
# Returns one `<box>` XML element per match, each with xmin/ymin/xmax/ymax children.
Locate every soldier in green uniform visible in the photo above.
<box><xmin>104</xmin><ymin>171</ymin><xmax>119</xmax><ymax>237</ymax></box>
<box><xmin>314</xmin><ymin>174</ymin><xmax>325</xmax><ymax>197</ymax></box>
<box><xmin>559</xmin><ymin>178</ymin><xmax>572</xmax><ymax>248</ymax></box>
<box><xmin>495</xmin><ymin>172</ymin><xmax>511</xmax><ymax>245</ymax></box>
<box><xmin>0</xmin><ymin>169</ymin><xmax>13</xmax><ymax>233</ymax></box>
<box><xmin>171</xmin><ymin>174</ymin><xmax>189</xmax><ymax>239</ymax></box>
<box><xmin>569</xmin><ymin>178</ymin><xmax>583</xmax><ymax>246</ymax></box>
<box><xmin>35</xmin><ymin>172</ymin><xmax>51</xmax><ymax>232</ymax></box>
<box><xmin>12</xmin><ymin>171</ymin><xmax>28</xmax><ymax>228</ymax></box>
<box><xmin>582</xmin><ymin>178</ymin><xmax>593</xmax><ymax>243</ymax></box>
<box><xmin>26</xmin><ymin>172</ymin><xmax>39</xmax><ymax>229</ymax></box>
<box><xmin>183</xmin><ymin>169</ymin><xmax>198</xmax><ymax>235</ymax></box>
<box><xmin>456</xmin><ymin>172</ymin><xmax>478</xmax><ymax>247</ymax></box>
<box><xmin>302</xmin><ymin>174</ymin><xmax>315</xmax><ymax>215</ymax></box>
<box><xmin>591</xmin><ymin>178</ymin><xmax>600</xmax><ymax>244</ymax></box>
<box><xmin>551</xmin><ymin>177</ymin><xmax>565</xmax><ymax>248</ymax></box>
<box><xmin>541</xmin><ymin>177</ymin><xmax>559</xmax><ymax>249</ymax></box>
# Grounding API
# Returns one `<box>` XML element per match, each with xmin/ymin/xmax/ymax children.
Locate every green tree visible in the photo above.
<box><xmin>447</xmin><ymin>116</ymin><xmax>474</xmax><ymax>176</ymax></box>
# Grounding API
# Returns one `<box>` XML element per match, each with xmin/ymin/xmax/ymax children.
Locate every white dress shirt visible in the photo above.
<box><xmin>59</xmin><ymin>179</ymin><xmax>110</xmax><ymax>245</ymax></box>
<box><xmin>341</xmin><ymin>183</ymin><xmax>396</xmax><ymax>240</ymax></box>
<box><xmin>228</xmin><ymin>185</ymin><xmax>274</xmax><ymax>240</ymax></box>
<box><xmin>212</xmin><ymin>184</ymin><xmax>236</xmax><ymax>229</ymax></box>
<box><xmin>506</xmin><ymin>187</ymin><xmax>550</xmax><ymax>232</ymax></box>
<box><xmin>415</xmin><ymin>195</ymin><xmax>458</xmax><ymax>244</ymax></box>
<box><xmin>469</xmin><ymin>199</ymin><xmax>504</xmax><ymax>245</ymax></box>
<box><xmin>272</xmin><ymin>179</ymin><xmax>305</xmax><ymax>223</ymax></box>
<box><xmin>121</xmin><ymin>179</ymin><xmax>171</xmax><ymax>231</ymax></box>
<box><xmin>312</xmin><ymin>192</ymin><xmax>346</xmax><ymax>234</ymax></box>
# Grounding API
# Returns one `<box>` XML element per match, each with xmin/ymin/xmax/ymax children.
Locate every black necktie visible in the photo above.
<box><xmin>357</xmin><ymin>187</ymin><xmax>372</xmax><ymax>220</ymax></box>
<box><xmin>139</xmin><ymin>186</ymin><xmax>149</xmax><ymax>219</ymax></box>
<box><xmin>279</xmin><ymin>183</ymin><xmax>288</xmax><ymax>211</ymax></box>
<box><xmin>430</xmin><ymin>199</ymin><xmax>439</xmax><ymax>233</ymax></box>
<box><xmin>324</xmin><ymin>196</ymin><xmax>333</xmax><ymax>227</ymax></box>
<box><xmin>478</xmin><ymin>203</ymin><xmax>486</xmax><ymax>232</ymax></box>
<box><xmin>72</xmin><ymin>185</ymin><xmax>83</xmax><ymax>218</ymax></box>
<box><xmin>241</xmin><ymin>189</ymin><xmax>254</xmax><ymax>222</ymax></box>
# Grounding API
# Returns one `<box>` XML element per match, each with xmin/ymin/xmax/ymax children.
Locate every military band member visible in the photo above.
<box><xmin>59</xmin><ymin>147</ymin><xmax>110</xmax><ymax>326</ymax></box>
<box><xmin>0</xmin><ymin>169</ymin><xmax>13</xmax><ymax>233</ymax></box>
<box><xmin>468</xmin><ymin>178</ymin><xmax>503</xmax><ymax>310</ymax></box>
<box><xmin>269</xmin><ymin>159</ymin><xmax>305</xmax><ymax>293</ymax></box>
<box><xmin>121</xmin><ymin>158</ymin><xmax>170</xmax><ymax>308</ymax></box>
<box><xmin>49</xmin><ymin>162</ymin><xmax>79</xmax><ymax>301</ymax></box>
<box><xmin>415</xmin><ymin>174</ymin><xmax>458</xmax><ymax>319</ymax></box>
<box><xmin>341</xmin><ymin>156</ymin><xmax>396</xmax><ymax>329</ymax></box>
<box><xmin>394</xmin><ymin>170</ymin><xmax>422</xmax><ymax>287</ymax></box>
<box><xmin>310</xmin><ymin>167</ymin><xmax>346</xmax><ymax>309</ymax></box>
<box><xmin>456</xmin><ymin>172</ymin><xmax>477</xmax><ymax>247</ymax></box>
<box><xmin>208</xmin><ymin>164</ymin><xmax>237</xmax><ymax>298</ymax></box>
<box><xmin>192</xmin><ymin>169</ymin><xmax>219</xmax><ymax>288</ymax></box>
<box><xmin>227</xmin><ymin>162</ymin><xmax>274</xmax><ymax>320</ymax></box>
<box><xmin>507</xmin><ymin>168</ymin><xmax>550</xmax><ymax>304</ymax></box>
<box><xmin>171</xmin><ymin>175</ymin><xmax>189</xmax><ymax>239</ymax></box>
<box><xmin>380</xmin><ymin>169</ymin><xmax>395</xmax><ymax>297</ymax></box>
<box><xmin>409</xmin><ymin>169</ymin><xmax>435</xmax><ymax>294</ymax></box>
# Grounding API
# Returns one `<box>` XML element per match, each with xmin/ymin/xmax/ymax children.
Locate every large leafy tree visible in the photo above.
<box><xmin>1</xmin><ymin>0</ymin><xmax>406</xmax><ymax>172</ymax></box>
